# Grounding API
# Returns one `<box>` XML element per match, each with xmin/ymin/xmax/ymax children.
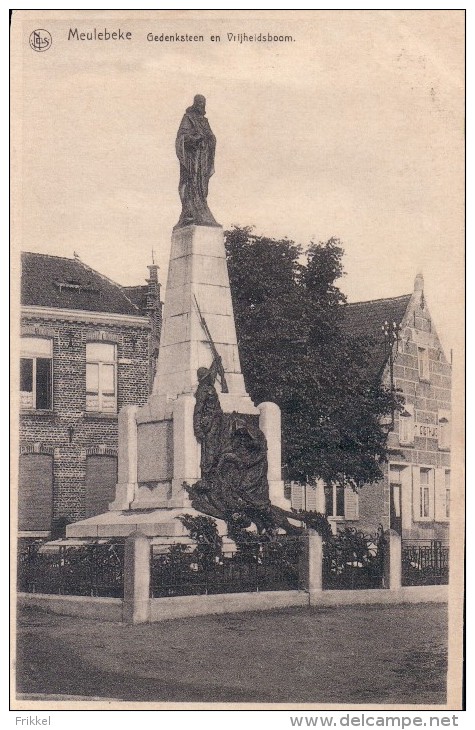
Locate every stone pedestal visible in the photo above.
<box><xmin>153</xmin><ymin>224</ymin><xmax>248</xmax><ymax>399</ymax></box>
<box><xmin>66</xmin><ymin>225</ymin><xmax>289</xmax><ymax>540</ymax></box>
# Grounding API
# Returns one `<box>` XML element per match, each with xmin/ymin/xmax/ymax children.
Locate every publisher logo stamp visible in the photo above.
<box><xmin>29</xmin><ymin>30</ymin><xmax>52</xmax><ymax>52</ymax></box>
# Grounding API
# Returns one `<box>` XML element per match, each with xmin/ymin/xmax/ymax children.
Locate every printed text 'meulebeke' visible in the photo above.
<box><xmin>68</xmin><ymin>28</ymin><xmax>132</xmax><ymax>40</ymax></box>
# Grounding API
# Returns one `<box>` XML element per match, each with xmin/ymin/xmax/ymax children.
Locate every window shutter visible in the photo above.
<box><xmin>290</xmin><ymin>482</ymin><xmax>304</xmax><ymax>511</ymax></box>
<box><xmin>86</xmin><ymin>363</ymin><xmax>99</xmax><ymax>392</ymax></box>
<box><xmin>85</xmin><ymin>456</ymin><xmax>118</xmax><ymax>518</ymax></box>
<box><xmin>315</xmin><ymin>479</ymin><xmax>326</xmax><ymax>512</ymax></box>
<box><xmin>438</xmin><ymin>409</ymin><xmax>451</xmax><ymax>450</ymax></box>
<box><xmin>428</xmin><ymin>468</ymin><xmax>435</xmax><ymax>520</ymax></box>
<box><xmin>400</xmin><ymin>466</ymin><xmax>412</xmax><ymax>531</ymax></box>
<box><xmin>18</xmin><ymin>454</ymin><xmax>53</xmax><ymax>531</ymax></box>
<box><xmin>344</xmin><ymin>486</ymin><xmax>359</xmax><ymax>520</ymax></box>
<box><xmin>305</xmin><ymin>484</ymin><xmax>318</xmax><ymax>512</ymax></box>
<box><xmin>445</xmin><ymin>471</ymin><xmax>451</xmax><ymax>520</ymax></box>
<box><xmin>102</xmin><ymin>394</ymin><xmax>116</xmax><ymax>413</ymax></box>
<box><xmin>412</xmin><ymin>466</ymin><xmax>421</xmax><ymax>521</ymax></box>
<box><xmin>434</xmin><ymin>468</ymin><xmax>447</xmax><ymax>522</ymax></box>
<box><xmin>399</xmin><ymin>402</ymin><xmax>415</xmax><ymax>445</ymax></box>
<box><xmin>86</xmin><ymin>394</ymin><xmax>100</xmax><ymax>411</ymax></box>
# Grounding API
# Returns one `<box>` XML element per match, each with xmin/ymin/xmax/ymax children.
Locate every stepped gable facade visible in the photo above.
<box><xmin>291</xmin><ymin>274</ymin><xmax>451</xmax><ymax>542</ymax></box>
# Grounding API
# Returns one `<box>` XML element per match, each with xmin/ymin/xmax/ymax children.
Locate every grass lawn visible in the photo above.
<box><xmin>16</xmin><ymin>602</ymin><xmax>447</xmax><ymax>705</ymax></box>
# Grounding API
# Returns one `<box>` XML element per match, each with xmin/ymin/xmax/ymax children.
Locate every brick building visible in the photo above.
<box><xmin>291</xmin><ymin>273</ymin><xmax>451</xmax><ymax>541</ymax></box>
<box><xmin>18</xmin><ymin>252</ymin><xmax>162</xmax><ymax>538</ymax></box>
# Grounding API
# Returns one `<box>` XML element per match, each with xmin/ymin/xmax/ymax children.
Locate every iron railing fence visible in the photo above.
<box><xmin>323</xmin><ymin>526</ymin><xmax>386</xmax><ymax>590</ymax></box>
<box><xmin>402</xmin><ymin>539</ymin><xmax>449</xmax><ymax>586</ymax></box>
<box><xmin>17</xmin><ymin>541</ymin><xmax>125</xmax><ymax>597</ymax></box>
<box><xmin>150</xmin><ymin>536</ymin><xmax>302</xmax><ymax>598</ymax></box>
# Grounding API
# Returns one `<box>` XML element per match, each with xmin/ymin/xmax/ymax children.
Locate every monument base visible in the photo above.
<box><xmin>65</xmin><ymin>395</ymin><xmax>290</xmax><ymax>540</ymax></box>
<box><xmin>66</xmin><ymin>506</ymin><xmax>229</xmax><ymax>540</ymax></box>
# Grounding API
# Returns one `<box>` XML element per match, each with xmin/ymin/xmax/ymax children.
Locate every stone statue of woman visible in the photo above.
<box><xmin>175</xmin><ymin>95</ymin><xmax>219</xmax><ymax>228</ymax></box>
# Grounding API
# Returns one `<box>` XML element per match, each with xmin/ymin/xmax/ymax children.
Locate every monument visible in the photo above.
<box><xmin>67</xmin><ymin>96</ymin><xmax>291</xmax><ymax>541</ymax></box>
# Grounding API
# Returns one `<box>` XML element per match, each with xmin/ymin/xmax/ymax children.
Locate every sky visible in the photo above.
<box><xmin>11</xmin><ymin>9</ymin><xmax>464</xmax><ymax>355</ymax></box>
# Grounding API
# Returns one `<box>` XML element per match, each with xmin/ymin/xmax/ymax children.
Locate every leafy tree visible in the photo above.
<box><xmin>224</xmin><ymin>226</ymin><xmax>400</xmax><ymax>491</ymax></box>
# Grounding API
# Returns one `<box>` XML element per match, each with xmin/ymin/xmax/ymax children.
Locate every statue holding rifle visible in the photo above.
<box><xmin>192</xmin><ymin>295</ymin><xmax>228</xmax><ymax>503</ymax></box>
<box><xmin>193</xmin><ymin>358</ymin><xmax>226</xmax><ymax>488</ymax></box>
<box><xmin>189</xmin><ymin>296</ymin><xmax>271</xmax><ymax>522</ymax></box>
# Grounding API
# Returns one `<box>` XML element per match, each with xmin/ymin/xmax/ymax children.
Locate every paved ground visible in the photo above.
<box><xmin>16</xmin><ymin>602</ymin><xmax>447</xmax><ymax>705</ymax></box>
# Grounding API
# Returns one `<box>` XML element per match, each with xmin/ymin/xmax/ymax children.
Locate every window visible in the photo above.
<box><xmin>290</xmin><ymin>481</ymin><xmax>358</xmax><ymax>520</ymax></box>
<box><xmin>289</xmin><ymin>482</ymin><xmax>318</xmax><ymax>512</ymax></box>
<box><xmin>399</xmin><ymin>403</ymin><xmax>414</xmax><ymax>445</ymax></box>
<box><xmin>438</xmin><ymin>410</ymin><xmax>451</xmax><ymax>450</ymax></box>
<box><xmin>413</xmin><ymin>466</ymin><xmax>437</xmax><ymax>522</ymax></box>
<box><xmin>323</xmin><ymin>483</ymin><xmax>359</xmax><ymax>520</ymax></box>
<box><xmin>86</xmin><ymin>342</ymin><xmax>117</xmax><ymax>413</ymax></box>
<box><xmin>20</xmin><ymin>337</ymin><xmax>53</xmax><ymax>410</ymax></box>
<box><xmin>445</xmin><ymin>470</ymin><xmax>450</xmax><ymax>519</ymax></box>
<box><xmin>324</xmin><ymin>484</ymin><xmax>345</xmax><ymax>518</ymax></box>
<box><xmin>418</xmin><ymin>347</ymin><xmax>430</xmax><ymax>381</ymax></box>
<box><xmin>419</xmin><ymin>468</ymin><xmax>431</xmax><ymax>518</ymax></box>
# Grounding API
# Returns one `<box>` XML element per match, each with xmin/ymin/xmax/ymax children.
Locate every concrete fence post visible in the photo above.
<box><xmin>123</xmin><ymin>531</ymin><xmax>151</xmax><ymax>624</ymax></box>
<box><xmin>299</xmin><ymin>529</ymin><xmax>323</xmax><ymax>605</ymax></box>
<box><xmin>258</xmin><ymin>401</ymin><xmax>289</xmax><ymax>509</ymax></box>
<box><xmin>385</xmin><ymin>529</ymin><xmax>402</xmax><ymax>591</ymax></box>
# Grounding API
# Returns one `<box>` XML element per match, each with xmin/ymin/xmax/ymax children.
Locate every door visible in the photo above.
<box><xmin>390</xmin><ymin>482</ymin><xmax>402</xmax><ymax>534</ymax></box>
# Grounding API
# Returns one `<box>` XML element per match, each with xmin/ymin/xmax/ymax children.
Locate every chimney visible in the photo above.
<box><xmin>414</xmin><ymin>271</ymin><xmax>424</xmax><ymax>293</ymax></box>
<box><xmin>146</xmin><ymin>264</ymin><xmax>160</xmax><ymax>311</ymax></box>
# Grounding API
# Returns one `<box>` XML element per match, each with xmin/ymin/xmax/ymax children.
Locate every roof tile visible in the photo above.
<box><xmin>21</xmin><ymin>252</ymin><xmax>141</xmax><ymax>316</ymax></box>
<box><xmin>342</xmin><ymin>294</ymin><xmax>412</xmax><ymax>379</ymax></box>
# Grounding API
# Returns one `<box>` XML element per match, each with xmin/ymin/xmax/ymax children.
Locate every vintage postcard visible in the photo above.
<box><xmin>10</xmin><ymin>9</ymin><xmax>465</xmax><ymax>713</ymax></box>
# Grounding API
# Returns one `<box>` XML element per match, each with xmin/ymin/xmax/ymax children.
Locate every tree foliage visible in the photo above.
<box><xmin>224</xmin><ymin>226</ymin><xmax>400</xmax><ymax>490</ymax></box>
